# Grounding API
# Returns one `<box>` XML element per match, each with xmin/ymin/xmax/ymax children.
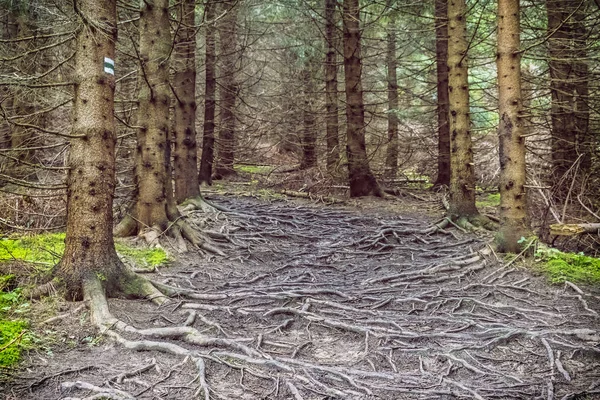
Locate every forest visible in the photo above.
<box><xmin>0</xmin><ymin>0</ymin><xmax>599</xmax><ymax>399</ymax></box>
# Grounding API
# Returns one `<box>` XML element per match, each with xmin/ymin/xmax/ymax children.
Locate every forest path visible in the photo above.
<box><xmin>8</xmin><ymin>195</ymin><xmax>600</xmax><ymax>399</ymax></box>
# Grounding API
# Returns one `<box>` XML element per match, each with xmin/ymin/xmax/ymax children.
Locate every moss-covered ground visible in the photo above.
<box><xmin>0</xmin><ymin>232</ymin><xmax>170</xmax><ymax>368</ymax></box>
<box><xmin>534</xmin><ymin>245</ymin><xmax>600</xmax><ymax>285</ymax></box>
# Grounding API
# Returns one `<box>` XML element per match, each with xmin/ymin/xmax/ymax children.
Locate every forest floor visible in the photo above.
<box><xmin>2</xmin><ymin>191</ymin><xmax>600</xmax><ymax>400</ymax></box>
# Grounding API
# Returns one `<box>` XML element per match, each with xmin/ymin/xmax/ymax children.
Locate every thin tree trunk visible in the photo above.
<box><xmin>342</xmin><ymin>0</ymin><xmax>381</xmax><ymax>197</ymax></box>
<box><xmin>447</xmin><ymin>0</ymin><xmax>479</xmax><ymax>218</ymax></box>
<box><xmin>546</xmin><ymin>0</ymin><xmax>581</xmax><ymax>182</ymax></box>
<box><xmin>384</xmin><ymin>13</ymin><xmax>399</xmax><ymax>180</ymax></box>
<box><xmin>199</xmin><ymin>0</ymin><xmax>217</xmax><ymax>185</ymax></box>
<box><xmin>495</xmin><ymin>0</ymin><xmax>531</xmax><ymax>252</ymax></box>
<box><xmin>133</xmin><ymin>0</ymin><xmax>172</xmax><ymax>231</ymax></box>
<box><xmin>57</xmin><ymin>0</ymin><xmax>123</xmax><ymax>300</ymax></box>
<box><xmin>433</xmin><ymin>0</ymin><xmax>450</xmax><ymax>187</ymax></box>
<box><xmin>172</xmin><ymin>0</ymin><xmax>200</xmax><ymax>203</ymax></box>
<box><xmin>300</xmin><ymin>66</ymin><xmax>317</xmax><ymax>169</ymax></box>
<box><xmin>324</xmin><ymin>0</ymin><xmax>339</xmax><ymax>174</ymax></box>
<box><xmin>215</xmin><ymin>0</ymin><xmax>238</xmax><ymax>179</ymax></box>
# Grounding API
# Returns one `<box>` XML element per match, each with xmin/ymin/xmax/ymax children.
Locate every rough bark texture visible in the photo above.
<box><xmin>495</xmin><ymin>0</ymin><xmax>531</xmax><ymax>252</ymax></box>
<box><xmin>384</xmin><ymin>14</ymin><xmax>399</xmax><ymax>180</ymax></box>
<box><xmin>434</xmin><ymin>0</ymin><xmax>450</xmax><ymax>187</ymax></box>
<box><xmin>172</xmin><ymin>0</ymin><xmax>200</xmax><ymax>203</ymax></box>
<box><xmin>447</xmin><ymin>0</ymin><xmax>478</xmax><ymax>217</ymax></box>
<box><xmin>215</xmin><ymin>0</ymin><xmax>238</xmax><ymax>179</ymax></box>
<box><xmin>199</xmin><ymin>0</ymin><xmax>217</xmax><ymax>186</ymax></box>
<box><xmin>324</xmin><ymin>0</ymin><xmax>339</xmax><ymax>174</ymax></box>
<box><xmin>300</xmin><ymin>66</ymin><xmax>317</xmax><ymax>170</ymax></box>
<box><xmin>547</xmin><ymin>0</ymin><xmax>590</xmax><ymax>179</ymax></box>
<box><xmin>57</xmin><ymin>0</ymin><xmax>123</xmax><ymax>300</ymax></box>
<box><xmin>132</xmin><ymin>0</ymin><xmax>172</xmax><ymax>232</ymax></box>
<box><xmin>342</xmin><ymin>0</ymin><xmax>381</xmax><ymax>197</ymax></box>
<box><xmin>8</xmin><ymin>7</ymin><xmax>37</xmax><ymax>179</ymax></box>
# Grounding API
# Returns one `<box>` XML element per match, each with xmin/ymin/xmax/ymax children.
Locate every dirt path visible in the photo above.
<box><xmin>4</xmin><ymin>195</ymin><xmax>600</xmax><ymax>399</ymax></box>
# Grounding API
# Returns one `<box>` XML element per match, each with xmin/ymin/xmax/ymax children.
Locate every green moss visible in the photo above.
<box><xmin>0</xmin><ymin>233</ymin><xmax>169</xmax><ymax>270</ymax></box>
<box><xmin>476</xmin><ymin>192</ymin><xmax>500</xmax><ymax>208</ymax></box>
<box><xmin>535</xmin><ymin>246</ymin><xmax>600</xmax><ymax>285</ymax></box>
<box><xmin>0</xmin><ymin>232</ymin><xmax>65</xmax><ymax>266</ymax></box>
<box><xmin>0</xmin><ymin>319</ymin><xmax>29</xmax><ymax>367</ymax></box>
<box><xmin>234</xmin><ymin>164</ymin><xmax>273</xmax><ymax>175</ymax></box>
<box><xmin>114</xmin><ymin>242</ymin><xmax>169</xmax><ymax>268</ymax></box>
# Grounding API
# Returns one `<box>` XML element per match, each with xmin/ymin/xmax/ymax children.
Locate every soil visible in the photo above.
<box><xmin>1</xmin><ymin>194</ymin><xmax>600</xmax><ymax>400</ymax></box>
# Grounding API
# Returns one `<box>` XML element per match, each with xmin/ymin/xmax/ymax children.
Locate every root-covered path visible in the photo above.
<box><xmin>7</xmin><ymin>196</ymin><xmax>600</xmax><ymax>399</ymax></box>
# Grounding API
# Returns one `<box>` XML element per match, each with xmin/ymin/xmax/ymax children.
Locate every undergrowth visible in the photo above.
<box><xmin>534</xmin><ymin>245</ymin><xmax>600</xmax><ymax>285</ymax></box>
<box><xmin>476</xmin><ymin>192</ymin><xmax>500</xmax><ymax>208</ymax></box>
<box><xmin>0</xmin><ymin>232</ymin><xmax>170</xmax><ymax>368</ymax></box>
<box><xmin>0</xmin><ymin>232</ymin><xmax>169</xmax><ymax>269</ymax></box>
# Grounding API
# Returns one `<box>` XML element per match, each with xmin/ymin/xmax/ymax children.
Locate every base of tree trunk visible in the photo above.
<box><xmin>114</xmin><ymin>202</ymin><xmax>226</xmax><ymax>256</ymax></box>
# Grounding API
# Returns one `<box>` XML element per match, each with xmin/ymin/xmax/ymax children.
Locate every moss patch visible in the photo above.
<box><xmin>0</xmin><ymin>319</ymin><xmax>29</xmax><ymax>367</ymax></box>
<box><xmin>535</xmin><ymin>246</ymin><xmax>600</xmax><ymax>285</ymax></box>
<box><xmin>0</xmin><ymin>233</ymin><xmax>169</xmax><ymax>270</ymax></box>
<box><xmin>476</xmin><ymin>192</ymin><xmax>500</xmax><ymax>208</ymax></box>
<box><xmin>234</xmin><ymin>164</ymin><xmax>274</xmax><ymax>175</ymax></box>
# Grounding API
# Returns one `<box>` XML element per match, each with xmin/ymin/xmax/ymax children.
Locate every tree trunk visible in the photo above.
<box><xmin>172</xmin><ymin>0</ymin><xmax>200</xmax><ymax>203</ymax></box>
<box><xmin>433</xmin><ymin>0</ymin><xmax>450</xmax><ymax>187</ymax></box>
<box><xmin>214</xmin><ymin>0</ymin><xmax>238</xmax><ymax>179</ymax></box>
<box><xmin>342</xmin><ymin>0</ymin><xmax>381</xmax><ymax>197</ymax></box>
<box><xmin>57</xmin><ymin>0</ymin><xmax>123</xmax><ymax>300</ymax></box>
<box><xmin>300</xmin><ymin>66</ymin><xmax>317</xmax><ymax>170</ymax></box>
<box><xmin>384</xmin><ymin>13</ymin><xmax>399</xmax><ymax>180</ymax></box>
<box><xmin>447</xmin><ymin>0</ymin><xmax>478</xmax><ymax>217</ymax></box>
<box><xmin>199</xmin><ymin>0</ymin><xmax>217</xmax><ymax>185</ymax></box>
<box><xmin>9</xmin><ymin>8</ymin><xmax>36</xmax><ymax>179</ymax></box>
<box><xmin>547</xmin><ymin>0</ymin><xmax>589</xmax><ymax>179</ymax></box>
<box><xmin>324</xmin><ymin>0</ymin><xmax>339</xmax><ymax>174</ymax></box>
<box><xmin>495</xmin><ymin>0</ymin><xmax>531</xmax><ymax>252</ymax></box>
<box><xmin>132</xmin><ymin>0</ymin><xmax>172</xmax><ymax>232</ymax></box>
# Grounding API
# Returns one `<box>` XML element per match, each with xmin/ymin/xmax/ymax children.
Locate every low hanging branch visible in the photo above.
<box><xmin>550</xmin><ymin>223</ymin><xmax>600</xmax><ymax>236</ymax></box>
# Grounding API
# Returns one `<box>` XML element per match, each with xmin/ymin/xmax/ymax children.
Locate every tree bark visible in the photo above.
<box><xmin>342</xmin><ymin>0</ymin><xmax>381</xmax><ymax>197</ymax></box>
<box><xmin>199</xmin><ymin>0</ymin><xmax>217</xmax><ymax>185</ymax></box>
<box><xmin>132</xmin><ymin>0</ymin><xmax>172</xmax><ymax>232</ymax></box>
<box><xmin>495</xmin><ymin>0</ymin><xmax>531</xmax><ymax>252</ymax></box>
<box><xmin>172</xmin><ymin>0</ymin><xmax>200</xmax><ymax>203</ymax></box>
<box><xmin>57</xmin><ymin>0</ymin><xmax>123</xmax><ymax>300</ymax></box>
<box><xmin>547</xmin><ymin>0</ymin><xmax>590</xmax><ymax>180</ymax></box>
<box><xmin>384</xmin><ymin>12</ymin><xmax>399</xmax><ymax>180</ymax></box>
<box><xmin>214</xmin><ymin>0</ymin><xmax>238</xmax><ymax>179</ymax></box>
<box><xmin>447</xmin><ymin>0</ymin><xmax>478</xmax><ymax>217</ymax></box>
<box><xmin>300</xmin><ymin>66</ymin><xmax>317</xmax><ymax>169</ymax></box>
<box><xmin>324</xmin><ymin>0</ymin><xmax>339</xmax><ymax>174</ymax></box>
<box><xmin>433</xmin><ymin>0</ymin><xmax>450</xmax><ymax>187</ymax></box>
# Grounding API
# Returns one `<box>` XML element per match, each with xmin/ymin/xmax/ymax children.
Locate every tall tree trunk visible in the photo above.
<box><xmin>9</xmin><ymin>7</ymin><xmax>36</xmax><ymax>179</ymax></box>
<box><xmin>433</xmin><ymin>0</ymin><xmax>450</xmax><ymax>187</ymax></box>
<box><xmin>300</xmin><ymin>66</ymin><xmax>317</xmax><ymax>169</ymax></box>
<box><xmin>547</xmin><ymin>0</ymin><xmax>589</xmax><ymax>179</ymax></box>
<box><xmin>132</xmin><ymin>0</ymin><xmax>172</xmax><ymax>232</ymax></box>
<box><xmin>495</xmin><ymin>0</ymin><xmax>530</xmax><ymax>252</ymax></box>
<box><xmin>384</xmin><ymin>13</ymin><xmax>399</xmax><ymax>180</ymax></box>
<box><xmin>447</xmin><ymin>0</ymin><xmax>479</xmax><ymax>218</ymax></box>
<box><xmin>342</xmin><ymin>0</ymin><xmax>381</xmax><ymax>197</ymax></box>
<box><xmin>172</xmin><ymin>0</ymin><xmax>200</xmax><ymax>203</ymax></box>
<box><xmin>57</xmin><ymin>0</ymin><xmax>123</xmax><ymax>300</ymax></box>
<box><xmin>214</xmin><ymin>0</ymin><xmax>238</xmax><ymax>179</ymax></box>
<box><xmin>324</xmin><ymin>0</ymin><xmax>339</xmax><ymax>174</ymax></box>
<box><xmin>199</xmin><ymin>0</ymin><xmax>217</xmax><ymax>185</ymax></box>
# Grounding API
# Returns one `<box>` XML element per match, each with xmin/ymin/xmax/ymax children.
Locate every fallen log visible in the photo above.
<box><xmin>550</xmin><ymin>223</ymin><xmax>600</xmax><ymax>236</ymax></box>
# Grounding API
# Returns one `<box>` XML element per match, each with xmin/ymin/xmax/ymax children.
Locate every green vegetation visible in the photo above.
<box><xmin>0</xmin><ymin>319</ymin><xmax>30</xmax><ymax>367</ymax></box>
<box><xmin>476</xmin><ymin>192</ymin><xmax>500</xmax><ymax>208</ymax></box>
<box><xmin>0</xmin><ymin>232</ymin><xmax>169</xmax><ymax>270</ymax></box>
<box><xmin>535</xmin><ymin>246</ymin><xmax>600</xmax><ymax>285</ymax></box>
<box><xmin>234</xmin><ymin>164</ymin><xmax>274</xmax><ymax>175</ymax></box>
<box><xmin>0</xmin><ymin>277</ymin><xmax>32</xmax><ymax>367</ymax></box>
